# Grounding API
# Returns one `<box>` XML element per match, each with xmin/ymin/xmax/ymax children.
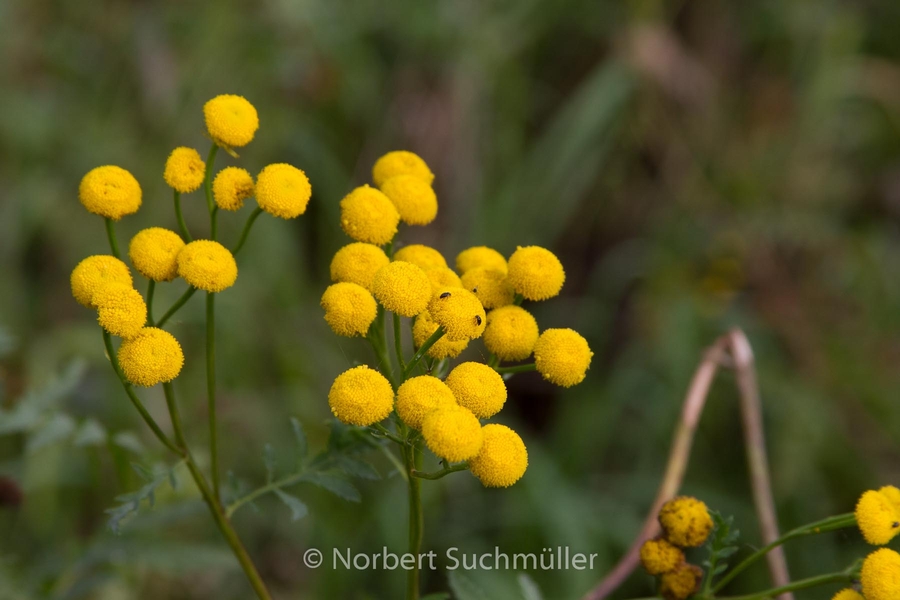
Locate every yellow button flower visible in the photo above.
<box><xmin>255</xmin><ymin>163</ymin><xmax>312</xmax><ymax>219</ymax></box>
<box><xmin>456</xmin><ymin>246</ymin><xmax>507</xmax><ymax>276</ymax></box>
<box><xmin>879</xmin><ymin>485</ymin><xmax>900</xmax><ymax>516</ymax></box>
<box><xmin>861</xmin><ymin>548</ymin><xmax>900</xmax><ymax>600</ymax></box>
<box><xmin>413</xmin><ymin>311</ymin><xmax>469</xmax><ymax>359</ymax></box>
<box><xmin>428</xmin><ymin>287</ymin><xmax>486</xmax><ymax>342</ymax></box>
<box><xmin>163</xmin><ymin>147</ymin><xmax>205</xmax><ymax>193</ymax></box>
<box><xmin>421</xmin><ymin>405</ymin><xmax>483</xmax><ymax>462</ymax></box>
<box><xmin>372</xmin><ymin>150</ymin><xmax>434</xmax><ymax>187</ymax></box>
<box><xmin>483</xmin><ymin>306</ymin><xmax>539</xmax><ymax>362</ymax></box>
<box><xmin>506</xmin><ymin>245</ymin><xmax>565</xmax><ymax>301</ymax></box>
<box><xmin>396</xmin><ymin>376</ymin><xmax>457</xmax><ymax>430</ymax></box>
<box><xmin>380</xmin><ymin>175</ymin><xmax>438</xmax><ymax>225</ymax></box>
<box><xmin>117</xmin><ymin>327</ymin><xmax>184</xmax><ymax>387</ymax></box>
<box><xmin>444</xmin><ymin>362</ymin><xmax>506</xmax><ymax>419</ymax></box>
<box><xmin>394</xmin><ymin>244</ymin><xmax>447</xmax><ymax>271</ymax></box>
<box><xmin>328</xmin><ymin>365</ymin><xmax>394</xmax><ymax>427</ymax></box>
<box><xmin>426</xmin><ymin>267</ymin><xmax>463</xmax><ymax>294</ymax></box>
<box><xmin>321</xmin><ymin>282</ymin><xmax>378</xmax><ymax>337</ymax></box>
<box><xmin>71</xmin><ymin>255</ymin><xmax>133</xmax><ymax>308</ymax></box>
<box><xmin>330</xmin><ymin>243</ymin><xmax>390</xmax><ymax>292</ymax></box>
<box><xmin>659</xmin><ymin>564</ymin><xmax>703</xmax><ymax>600</ymax></box>
<box><xmin>203</xmin><ymin>94</ymin><xmax>259</xmax><ymax>148</ymax></box>
<box><xmin>533</xmin><ymin>328</ymin><xmax>592</xmax><ymax>387</ymax></box>
<box><xmin>468</xmin><ymin>424</ymin><xmax>528</xmax><ymax>488</ymax></box>
<box><xmin>79</xmin><ymin>166</ymin><xmax>142</xmax><ymax>221</ymax></box>
<box><xmin>658</xmin><ymin>497</ymin><xmax>713</xmax><ymax>548</ymax></box>
<box><xmin>640</xmin><ymin>538</ymin><xmax>684</xmax><ymax>576</ymax></box>
<box><xmin>213</xmin><ymin>167</ymin><xmax>254</xmax><ymax>211</ymax></box>
<box><xmin>177</xmin><ymin>240</ymin><xmax>238</xmax><ymax>293</ymax></box>
<box><xmin>461</xmin><ymin>267</ymin><xmax>514</xmax><ymax>309</ymax></box>
<box><xmin>92</xmin><ymin>283</ymin><xmax>147</xmax><ymax>339</ymax></box>
<box><xmin>340</xmin><ymin>185</ymin><xmax>400</xmax><ymax>245</ymax></box>
<box><xmin>856</xmin><ymin>490</ymin><xmax>900</xmax><ymax>545</ymax></box>
<box><xmin>372</xmin><ymin>261</ymin><xmax>432</xmax><ymax>317</ymax></box>
<box><xmin>832</xmin><ymin>590</ymin><xmax>864</xmax><ymax>600</ymax></box>
<box><xmin>129</xmin><ymin>228</ymin><xmax>185</xmax><ymax>282</ymax></box>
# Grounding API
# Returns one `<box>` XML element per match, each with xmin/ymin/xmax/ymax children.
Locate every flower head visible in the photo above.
<box><xmin>117</xmin><ymin>327</ymin><xmax>184</xmax><ymax>387</ymax></box>
<box><xmin>832</xmin><ymin>590</ymin><xmax>865</xmax><ymax>600</ymax></box>
<box><xmin>92</xmin><ymin>283</ymin><xmax>147</xmax><ymax>339</ymax></box>
<box><xmin>330</xmin><ymin>243</ymin><xmax>390</xmax><ymax>292</ymax></box>
<box><xmin>213</xmin><ymin>167</ymin><xmax>254</xmax><ymax>211</ymax></box>
<box><xmin>71</xmin><ymin>255</ymin><xmax>132</xmax><ymax>308</ymax></box>
<box><xmin>321</xmin><ymin>282</ymin><xmax>378</xmax><ymax>337</ymax></box>
<box><xmin>328</xmin><ymin>365</ymin><xmax>394</xmax><ymax>427</ymax></box>
<box><xmin>861</xmin><ymin>548</ymin><xmax>900</xmax><ymax>600</ymax></box>
<box><xmin>255</xmin><ymin>163</ymin><xmax>311</xmax><ymax>219</ymax></box>
<box><xmin>659</xmin><ymin>564</ymin><xmax>703</xmax><ymax>600</ymax></box>
<box><xmin>468</xmin><ymin>424</ymin><xmax>528</xmax><ymax>487</ymax></box>
<box><xmin>164</xmin><ymin>147</ymin><xmax>205</xmax><ymax>193</ymax></box>
<box><xmin>444</xmin><ymin>362</ymin><xmax>506</xmax><ymax>419</ymax></box>
<box><xmin>421</xmin><ymin>405</ymin><xmax>483</xmax><ymax>462</ymax></box>
<box><xmin>129</xmin><ymin>228</ymin><xmax>185</xmax><ymax>282</ymax></box>
<box><xmin>658</xmin><ymin>497</ymin><xmax>713</xmax><ymax>548</ymax></box>
<box><xmin>413</xmin><ymin>311</ymin><xmax>469</xmax><ymax>359</ymax></box>
<box><xmin>483</xmin><ymin>305</ymin><xmax>539</xmax><ymax>362</ymax></box>
<box><xmin>640</xmin><ymin>538</ymin><xmax>685</xmax><ymax>576</ymax></box>
<box><xmin>456</xmin><ymin>246</ymin><xmax>507</xmax><ymax>276</ymax></box>
<box><xmin>506</xmin><ymin>246</ymin><xmax>565</xmax><ymax>301</ymax></box>
<box><xmin>372</xmin><ymin>150</ymin><xmax>434</xmax><ymax>187</ymax></box>
<box><xmin>204</xmin><ymin>94</ymin><xmax>259</xmax><ymax>148</ymax></box>
<box><xmin>533</xmin><ymin>328</ymin><xmax>592</xmax><ymax>387</ymax></box>
<box><xmin>380</xmin><ymin>175</ymin><xmax>438</xmax><ymax>225</ymax></box>
<box><xmin>879</xmin><ymin>485</ymin><xmax>900</xmax><ymax>516</ymax></box>
<box><xmin>79</xmin><ymin>166</ymin><xmax>142</xmax><ymax>220</ymax></box>
<box><xmin>177</xmin><ymin>240</ymin><xmax>238</xmax><ymax>293</ymax></box>
<box><xmin>856</xmin><ymin>490</ymin><xmax>900</xmax><ymax>545</ymax></box>
<box><xmin>426</xmin><ymin>267</ymin><xmax>463</xmax><ymax>294</ymax></box>
<box><xmin>461</xmin><ymin>267</ymin><xmax>514</xmax><ymax>309</ymax></box>
<box><xmin>428</xmin><ymin>287</ymin><xmax>486</xmax><ymax>342</ymax></box>
<box><xmin>394</xmin><ymin>244</ymin><xmax>447</xmax><ymax>271</ymax></box>
<box><xmin>396</xmin><ymin>376</ymin><xmax>457</xmax><ymax>430</ymax></box>
<box><xmin>372</xmin><ymin>261</ymin><xmax>432</xmax><ymax>317</ymax></box>
<box><xmin>340</xmin><ymin>185</ymin><xmax>400</xmax><ymax>245</ymax></box>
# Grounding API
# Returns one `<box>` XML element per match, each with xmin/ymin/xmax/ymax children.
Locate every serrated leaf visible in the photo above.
<box><xmin>718</xmin><ymin>547</ymin><xmax>739</xmax><ymax>559</ymax></box>
<box><xmin>301</xmin><ymin>472</ymin><xmax>361</xmax><ymax>502</ymax></box>
<box><xmin>290</xmin><ymin>417</ymin><xmax>308</xmax><ymax>461</ymax></box>
<box><xmin>336</xmin><ymin>455</ymin><xmax>380</xmax><ymax>480</ymax></box>
<box><xmin>73</xmin><ymin>418</ymin><xmax>107</xmax><ymax>447</ymax></box>
<box><xmin>274</xmin><ymin>489</ymin><xmax>308</xmax><ymax>521</ymax></box>
<box><xmin>26</xmin><ymin>413</ymin><xmax>76</xmax><ymax>452</ymax></box>
<box><xmin>518</xmin><ymin>573</ymin><xmax>544</xmax><ymax>600</ymax></box>
<box><xmin>112</xmin><ymin>431</ymin><xmax>145</xmax><ymax>454</ymax></box>
<box><xmin>713</xmin><ymin>564</ymin><xmax>728</xmax><ymax>575</ymax></box>
<box><xmin>263</xmin><ymin>444</ymin><xmax>277</xmax><ymax>482</ymax></box>
<box><xmin>131</xmin><ymin>462</ymin><xmax>155</xmax><ymax>482</ymax></box>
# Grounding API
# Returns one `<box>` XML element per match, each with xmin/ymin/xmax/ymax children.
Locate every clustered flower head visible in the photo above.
<box><xmin>856</xmin><ymin>486</ymin><xmax>900</xmax><ymax>546</ymax></box>
<box><xmin>164</xmin><ymin>147</ymin><xmax>205</xmax><ymax>193</ymax></box>
<box><xmin>860</xmin><ymin>547</ymin><xmax>900</xmax><ymax>600</ymax></box>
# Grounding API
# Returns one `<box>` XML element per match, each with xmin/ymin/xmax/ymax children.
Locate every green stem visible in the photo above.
<box><xmin>156</xmin><ymin>286</ymin><xmax>198</xmax><ymax>327</ymax></box>
<box><xmin>405</xmin><ymin>444</ymin><xmax>423</xmax><ymax>600</ymax></box>
<box><xmin>146</xmin><ymin>280</ymin><xmax>156</xmax><ymax>327</ymax></box>
<box><xmin>487</xmin><ymin>354</ymin><xmax>499</xmax><ymax>368</ymax></box>
<box><xmin>174</xmin><ymin>191</ymin><xmax>192</xmax><ymax>242</ymax></box>
<box><xmin>403</xmin><ymin>327</ymin><xmax>445</xmax><ymax>380</ymax></box>
<box><xmin>411</xmin><ymin>462</ymin><xmax>468</xmax><ymax>480</ymax></box>
<box><xmin>393</xmin><ymin>313</ymin><xmax>406</xmax><ymax>372</ymax></box>
<box><xmin>204</xmin><ymin>143</ymin><xmax>219</xmax><ymax>240</ymax></box>
<box><xmin>372</xmin><ymin>423</ymin><xmax>406</xmax><ymax>445</ymax></box>
<box><xmin>233</xmin><ymin>207</ymin><xmax>263</xmax><ymax>256</ymax></box>
<box><xmin>104</xmin><ymin>218</ymin><xmax>120</xmax><ymax>259</ymax></box>
<box><xmin>717</xmin><ymin>570</ymin><xmax>854</xmax><ymax>600</ymax></box>
<box><xmin>206</xmin><ymin>292</ymin><xmax>220</xmax><ymax>503</ymax></box>
<box><xmin>513</xmin><ymin>293</ymin><xmax>524</xmax><ymax>306</ymax></box>
<box><xmin>494</xmin><ymin>363</ymin><xmax>536</xmax><ymax>374</ymax></box>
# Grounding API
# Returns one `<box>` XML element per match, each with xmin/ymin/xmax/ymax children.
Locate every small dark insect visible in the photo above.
<box><xmin>472</xmin><ymin>287</ymin><xmax>478</xmax><ymax>293</ymax></box>
<box><xmin>475</xmin><ymin>315</ymin><xmax>482</xmax><ymax>326</ymax></box>
<box><xmin>894</xmin><ymin>522</ymin><xmax>900</xmax><ymax>528</ymax></box>
<box><xmin>440</xmin><ymin>292</ymin><xmax>451</xmax><ymax>299</ymax></box>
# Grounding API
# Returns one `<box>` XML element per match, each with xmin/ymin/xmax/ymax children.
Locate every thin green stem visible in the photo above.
<box><xmin>173</xmin><ymin>191</ymin><xmax>192</xmax><ymax>242</ymax></box>
<box><xmin>371</xmin><ymin>423</ymin><xmax>406</xmax><ymax>445</ymax></box>
<box><xmin>393</xmin><ymin>313</ymin><xmax>406</xmax><ymax>372</ymax></box>
<box><xmin>494</xmin><ymin>363</ymin><xmax>536</xmax><ymax>374</ymax></box>
<box><xmin>513</xmin><ymin>293</ymin><xmax>524</xmax><ymax>306</ymax></box>
<box><xmin>717</xmin><ymin>570</ymin><xmax>854</xmax><ymax>600</ymax></box>
<box><xmin>411</xmin><ymin>462</ymin><xmax>468</xmax><ymax>480</ymax></box>
<box><xmin>403</xmin><ymin>327</ymin><xmax>445</xmax><ymax>380</ymax></box>
<box><xmin>487</xmin><ymin>353</ymin><xmax>499</xmax><ymax>368</ymax></box>
<box><xmin>146</xmin><ymin>280</ymin><xmax>156</xmax><ymax>327</ymax></box>
<box><xmin>385</xmin><ymin>239</ymin><xmax>395</xmax><ymax>259</ymax></box>
<box><xmin>206</xmin><ymin>292</ymin><xmax>220</xmax><ymax>503</ymax></box>
<box><xmin>104</xmin><ymin>218</ymin><xmax>120</xmax><ymax>258</ymax></box>
<box><xmin>204</xmin><ymin>143</ymin><xmax>219</xmax><ymax>240</ymax></box>
<box><xmin>405</xmin><ymin>444</ymin><xmax>423</xmax><ymax>600</ymax></box>
<box><xmin>156</xmin><ymin>286</ymin><xmax>198</xmax><ymax>327</ymax></box>
<box><xmin>233</xmin><ymin>207</ymin><xmax>264</xmax><ymax>256</ymax></box>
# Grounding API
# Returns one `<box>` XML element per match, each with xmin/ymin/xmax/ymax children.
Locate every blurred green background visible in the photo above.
<box><xmin>2</xmin><ymin>0</ymin><xmax>900</xmax><ymax>598</ymax></box>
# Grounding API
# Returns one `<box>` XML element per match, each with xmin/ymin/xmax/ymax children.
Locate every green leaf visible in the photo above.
<box><xmin>335</xmin><ymin>455</ymin><xmax>380</xmax><ymax>480</ymax></box>
<box><xmin>300</xmin><ymin>472</ymin><xmax>361</xmax><ymax>502</ymax></box>
<box><xmin>26</xmin><ymin>413</ymin><xmax>76</xmax><ymax>453</ymax></box>
<box><xmin>274</xmin><ymin>489</ymin><xmax>308</xmax><ymax>521</ymax></box>
<box><xmin>112</xmin><ymin>431</ymin><xmax>145</xmax><ymax>454</ymax></box>
<box><xmin>518</xmin><ymin>573</ymin><xmax>544</xmax><ymax>600</ymax></box>
<box><xmin>290</xmin><ymin>417</ymin><xmax>308</xmax><ymax>461</ymax></box>
<box><xmin>447</xmin><ymin>571</ymin><xmax>492</xmax><ymax>600</ymax></box>
<box><xmin>73</xmin><ymin>418</ymin><xmax>107</xmax><ymax>447</ymax></box>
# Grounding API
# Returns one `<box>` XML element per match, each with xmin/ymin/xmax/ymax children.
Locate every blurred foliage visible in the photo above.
<box><xmin>2</xmin><ymin>0</ymin><xmax>900</xmax><ymax>598</ymax></box>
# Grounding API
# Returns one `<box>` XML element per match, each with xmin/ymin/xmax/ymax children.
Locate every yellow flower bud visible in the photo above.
<box><xmin>79</xmin><ymin>166</ymin><xmax>141</xmax><ymax>221</ymax></box>
<box><xmin>856</xmin><ymin>490</ymin><xmax>900</xmax><ymax>545</ymax></box>
<box><xmin>426</xmin><ymin>267</ymin><xmax>463</xmax><ymax>294</ymax></box>
<box><xmin>455</xmin><ymin>246</ymin><xmax>507</xmax><ymax>276</ymax></box>
<box><xmin>372</xmin><ymin>261</ymin><xmax>432</xmax><ymax>317</ymax></box>
<box><xmin>421</xmin><ymin>405</ymin><xmax>483</xmax><ymax>462</ymax></box>
<box><xmin>640</xmin><ymin>538</ymin><xmax>684</xmax><ymax>575</ymax></box>
<box><xmin>468</xmin><ymin>424</ymin><xmax>527</xmax><ymax>488</ymax></box>
<box><xmin>117</xmin><ymin>327</ymin><xmax>184</xmax><ymax>387</ymax></box>
<box><xmin>213</xmin><ymin>167</ymin><xmax>254</xmax><ymax>211</ymax></box>
<box><xmin>328</xmin><ymin>365</ymin><xmax>394</xmax><ymax>427</ymax></box>
<box><xmin>396</xmin><ymin>376</ymin><xmax>457</xmax><ymax>430</ymax></box>
<box><xmin>483</xmin><ymin>306</ymin><xmax>539</xmax><ymax>362</ymax></box>
<box><xmin>380</xmin><ymin>175</ymin><xmax>438</xmax><ymax>225</ymax></box>
<box><xmin>413</xmin><ymin>311</ymin><xmax>468</xmax><ymax>359</ymax></box>
<box><xmin>428</xmin><ymin>287</ymin><xmax>486</xmax><ymax>342</ymax></box>
<box><xmin>321</xmin><ymin>282</ymin><xmax>378</xmax><ymax>337</ymax></box>
<box><xmin>177</xmin><ymin>240</ymin><xmax>238</xmax><ymax>293</ymax></box>
<box><xmin>393</xmin><ymin>244</ymin><xmax>447</xmax><ymax>271</ymax></box>
<box><xmin>460</xmin><ymin>267</ymin><xmax>514</xmax><ymax>309</ymax></box>
<box><xmin>444</xmin><ymin>362</ymin><xmax>506</xmax><ymax>419</ymax></box>
<box><xmin>533</xmin><ymin>328</ymin><xmax>592</xmax><ymax>387</ymax></box>
<box><xmin>506</xmin><ymin>245</ymin><xmax>565</xmax><ymax>301</ymax></box>
<box><xmin>340</xmin><ymin>185</ymin><xmax>400</xmax><ymax>245</ymax></box>
<box><xmin>658</xmin><ymin>497</ymin><xmax>713</xmax><ymax>548</ymax></box>
<box><xmin>831</xmin><ymin>589</ymin><xmax>865</xmax><ymax>600</ymax></box>
<box><xmin>372</xmin><ymin>150</ymin><xmax>434</xmax><ymax>188</ymax></box>
<box><xmin>163</xmin><ymin>147</ymin><xmax>205</xmax><ymax>193</ymax></box>
<box><xmin>861</xmin><ymin>548</ymin><xmax>900</xmax><ymax>600</ymax></box>
<box><xmin>92</xmin><ymin>283</ymin><xmax>147</xmax><ymax>339</ymax></box>
<box><xmin>129</xmin><ymin>228</ymin><xmax>185</xmax><ymax>282</ymax></box>
<box><xmin>255</xmin><ymin>163</ymin><xmax>312</xmax><ymax>219</ymax></box>
<box><xmin>203</xmin><ymin>94</ymin><xmax>259</xmax><ymax>148</ymax></box>
<box><xmin>330</xmin><ymin>243</ymin><xmax>390</xmax><ymax>292</ymax></box>
<box><xmin>659</xmin><ymin>564</ymin><xmax>703</xmax><ymax>600</ymax></box>
<box><xmin>71</xmin><ymin>255</ymin><xmax>132</xmax><ymax>308</ymax></box>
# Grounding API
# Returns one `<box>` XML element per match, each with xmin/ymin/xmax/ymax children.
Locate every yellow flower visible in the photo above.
<box><xmin>421</xmin><ymin>405</ymin><xmax>483</xmax><ymax>462</ymax></box>
<box><xmin>456</xmin><ymin>246</ymin><xmax>507</xmax><ymax>276</ymax></box>
<box><xmin>468</xmin><ymin>424</ymin><xmax>528</xmax><ymax>488</ymax></box>
<box><xmin>203</xmin><ymin>94</ymin><xmax>259</xmax><ymax>148</ymax></box>
<box><xmin>396</xmin><ymin>376</ymin><xmax>457</xmax><ymax>430</ymax></box>
<box><xmin>506</xmin><ymin>245</ymin><xmax>565</xmax><ymax>301</ymax></box>
<box><xmin>533</xmin><ymin>328</ymin><xmax>592</xmax><ymax>387</ymax></box>
<box><xmin>444</xmin><ymin>362</ymin><xmax>506</xmax><ymax>419</ymax></box>
<box><xmin>428</xmin><ymin>287</ymin><xmax>486</xmax><ymax>342</ymax></box>
<box><xmin>460</xmin><ymin>267</ymin><xmax>514</xmax><ymax>309</ymax></box>
<box><xmin>321</xmin><ymin>282</ymin><xmax>378</xmax><ymax>337</ymax></box>
<box><xmin>372</xmin><ymin>261</ymin><xmax>432</xmax><ymax>317</ymax></box>
<box><xmin>92</xmin><ymin>283</ymin><xmax>147</xmax><ymax>339</ymax></box>
<box><xmin>213</xmin><ymin>167</ymin><xmax>254</xmax><ymax>211</ymax></box>
<box><xmin>117</xmin><ymin>327</ymin><xmax>184</xmax><ymax>387</ymax></box>
<box><xmin>856</xmin><ymin>490</ymin><xmax>900</xmax><ymax>545</ymax></box>
<box><xmin>861</xmin><ymin>548</ymin><xmax>900</xmax><ymax>600</ymax></box>
<box><xmin>340</xmin><ymin>185</ymin><xmax>400</xmax><ymax>245</ymax></box>
<box><xmin>129</xmin><ymin>228</ymin><xmax>185</xmax><ymax>282</ymax></box>
<box><xmin>163</xmin><ymin>147</ymin><xmax>205</xmax><ymax>193</ymax></box>
<box><xmin>426</xmin><ymin>267</ymin><xmax>463</xmax><ymax>294</ymax></box>
<box><xmin>659</xmin><ymin>564</ymin><xmax>703</xmax><ymax>600</ymax></box>
<box><xmin>372</xmin><ymin>150</ymin><xmax>434</xmax><ymax>188</ymax></box>
<box><xmin>255</xmin><ymin>163</ymin><xmax>312</xmax><ymax>219</ymax></box>
<box><xmin>330</xmin><ymin>243</ymin><xmax>390</xmax><ymax>292</ymax></box>
<box><xmin>328</xmin><ymin>365</ymin><xmax>394</xmax><ymax>427</ymax></box>
<box><xmin>658</xmin><ymin>497</ymin><xmax>713</xmax><ymax>548</ymax></box>
<box><xmin>483</xmin><ymin>306</ymin><xmax>539</xmax><ymax>362</ymax></box>
<box><xmin>831</xmin><ymin>590</ymin><xmax>865</xmax><ymax>600</ymax></box>
<box><xmin>879</xmin><ymin>485</ymin><xmax>900</xmax><ymax>516</ymax></box>
<box><xmin>380</xmin><ymin>175</ymin><xmax>438</xmax><ymax>225</ymax></box>
<box><xmin>640</xmin><ymin>538</ymin><xmax>684</xmax><ymax>576</ymax></box>
<box><xmin>79</xmin><ymin>166</ymin><xmax>142</xmax><ymax>221</ymax></box>
<box><xmin>71</xmin><ymin>255</ymin><xmax>132</xmax><ymax>308</ymax></box>
<box><xmin>177</xmin><ymin>240</ymin><xmax>238</xmax><ymax>293</ymax></box>
<box><xmin>394</xmin><ymin>244</ymin><xmax>448</xmax><ymax>271</ymax></box>
<box><xmin>413</xmin><ymin>311</ymin><xmax>469</xmax><ymax>359</ymax></box>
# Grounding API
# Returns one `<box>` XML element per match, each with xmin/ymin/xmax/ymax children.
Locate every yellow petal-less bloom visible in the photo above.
<box><xmin>856</xmin><ymin>490</ymin><xmax>900</xmax><ymax>545</ymax></box>
<box><xmin>328</xmin><ymin>365</ymin><xmax>394</xmax><ymax>427</ymax></box>
<box><xmin>483</xmin><ymin>306</ymin><xmax>540</xmax><ymax>362</ymax></box>
<box><xmin>659</xmin><ymin>564</ymin><xmax>703</xmax><ymax>600</ymax></box>
<box><xmin>372</xmin><ymin>150</ymin><xmax>434</xmax><ymax>188</ymax></box>
<box><xmin>394</xmin><ymin>244</ymin><xmax>448</xmax><ymax>271</ymax></box>
<box><xmin>177</xmin><ymin>240</ymin><xmax>238</xmax><ymax>293</ymax></box>
<box><xmin>380</xmin><ymin>175</ymin><xmax>438</xmax><ymax>225</ymax></box>
<box><xmin>330</xmin><ymin>243</ymin><xmax>390</xmax><ymax>292</ymax></box>
<box><xmin>640</xmin><ymin>538</ymin><xmax>685</xmax><ymax>576</ymax></box>
<box><xmin>421</xmin><ymin>405</ymin><xmax>483</xmax><ymax>462</ymax></box>
<box><xmin>203</xmin><ymin>94</ymin><xmax>259</xmax><ymax>148</ymax></box>
<box><xmin>213</xmin><ymin>167</ymin><xmax>254</xmax><ymax>211</ymax></box>
<box><xmin>372</xmin><ymin>261</ymin><xmax>432</xmax><ymax>317</ymax></box>
<box><xmin>861</xmin><ymin>548</ymin><xmax>900</xmax><ymax>600</ymax></box>
<box><xmin>321</xmin><ymin>282</ymin><xmax>378</xmax><ymax>337</ymax></box>
<box><xmin>79</xmin><ymin>166</ymin><xmax>142</xmax><ymax>221</ymax></box>
<box><xmin>879</xmin><ymin>485</ymin><xmax>900</xmax><ymax>516</ymax></box>
<box><xmin>340</xmin><ymin>185</ymin><xmax>400</xmax><ymax>245</ymax></box>
<box><xmin>396</xmin><ymin>376</ymin><xmax>458</xmax><ymax>430</ymax></box>
<box><xmin>92</xmin><ymin>283</ymin><xmax>147</xmax><ymax>339</ymax></box>
<box><xmin>428</xmin><ymin>287</ymin><xmax>486</xmax><ymax>342</ymax></box>
<box><xmin>413</xmin><ymin>311</ymin><xmax>469</xmax><ymax>359</ymax></box>
<box><xmin>831</xmin><ymin>590</ymin><xmax>864</xmax><ymax>600</ymax></box>
<box><xmin>533</xmin><ymin>328</ymin><xmax>593</xmax><ymax>387</ymax></box>
<box><xmin>117</xmin><ymin>327</ymin><xmax>184</xmax><ymax>387</ymax></box>
<box><xmin>129</xmin><ymin>228</ymin><xmax>185</xmax><ymax>282</ymax></box>
<box><xmin>658</xmin><ymin>497</ymin><xmax>714</xmax><ymax>548</ymax></box>
<box><xmin>456</xmin><ymin>246</ymin><xmax>507</xmax><ymax>276</ymax></box>
<box><xmin>71</xmin><ymin>255</ymin><xmax>133</xmax><ymax>308</ymax></box>
<box><xmin>506</xmin><ymin>245</ymin><xmax>565</xmax><ymax>301</ymax></box>
<box><xmin>444</xmin><ymin>362</ymin><xmax>506</xmax><ymax>419</ymax></box>
<box><xmin>468</xmin><ymin>424</ymin><xmax>528</xmax><ymax>488</ymax></box>
<box><xmin>460</xmin><ymin>267</ymin><xmax>514</xmax><ymax>309</ymax></box>
<box><xmin>163</xmin><ymin>147</ymin><xmax>205</xmax><ymax>193</ymax></box>
<box><xmin>426</xmin><ymin>267</ymin><xmax>463</xmax><ymax>294</ymax></box>
<box><xmin>255</xmin><ymin>163</ymin><xmax>312</xmax><ymax>219</ymax></box>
